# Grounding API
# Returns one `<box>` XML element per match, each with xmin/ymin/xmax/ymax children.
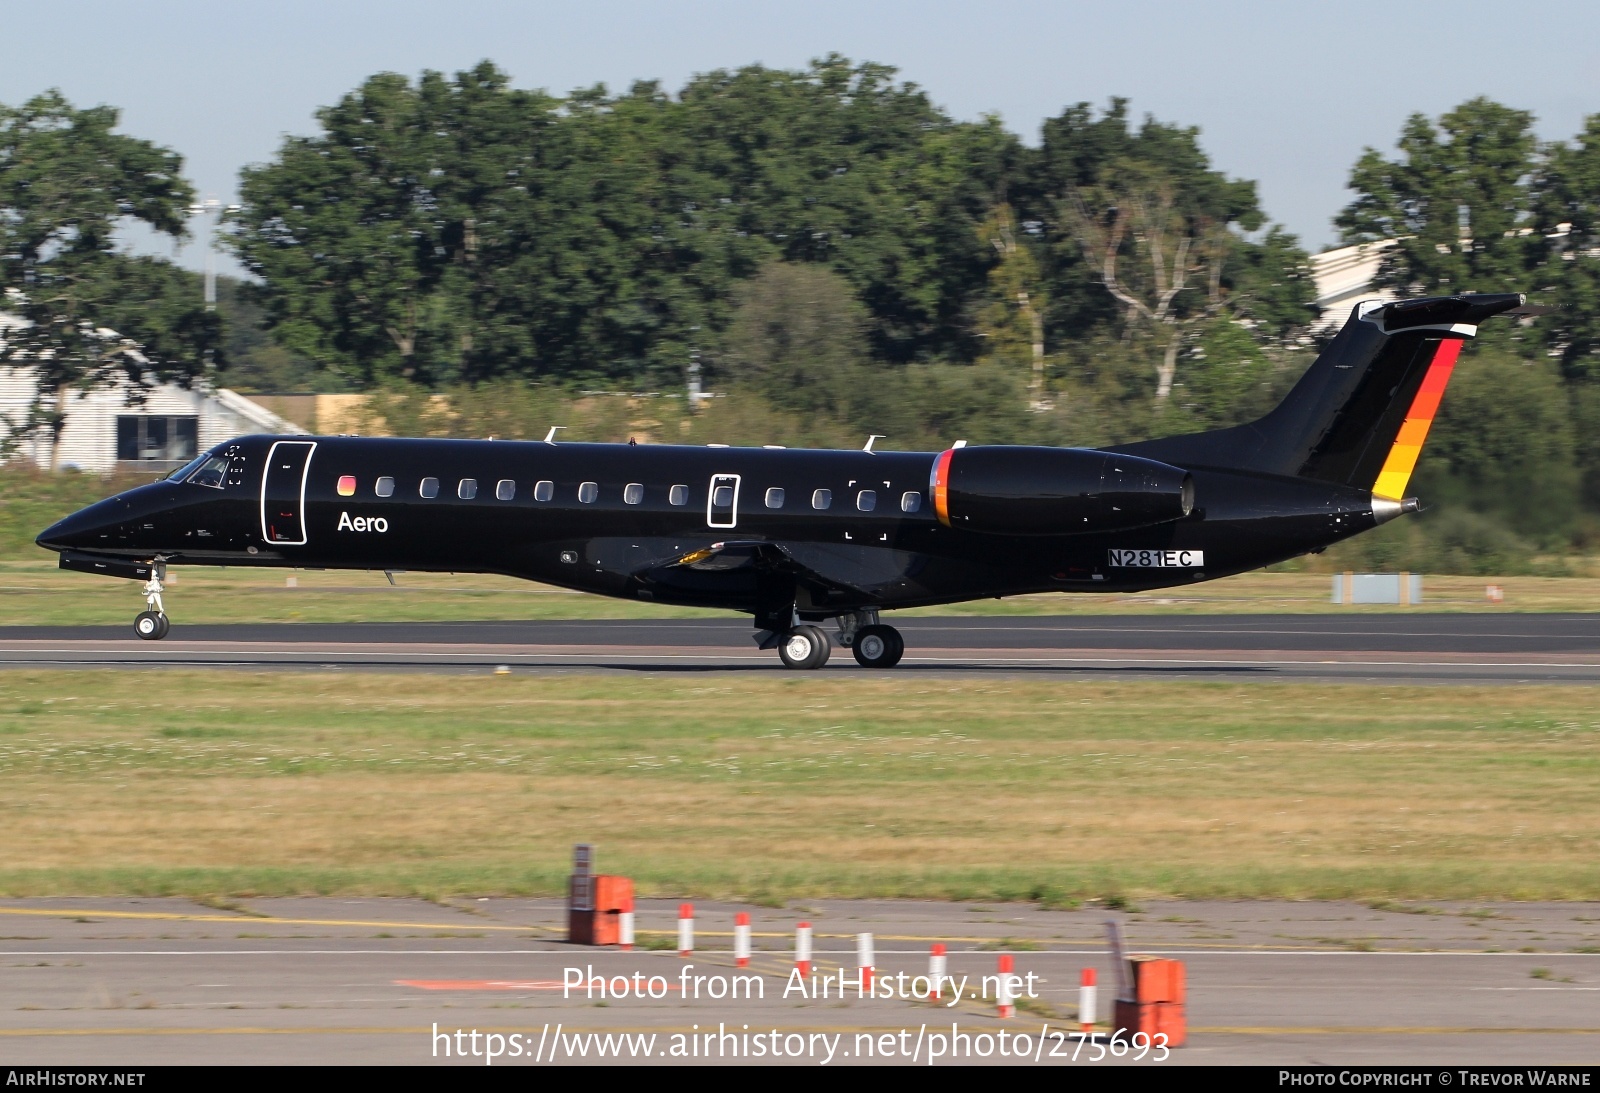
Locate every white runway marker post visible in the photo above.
<box><xmin>678</xmin><ymin>903</ymin><xmax>694</xmax><ymax>957</ymax></box>
<box><xmin>997</xmin><ymin>954</ymin><xmax>1016</xmax><ymax>1018</ymax></box>
<box><xmin>929</xmin><ymin>943</ymin><xmax>948</xmax><ymax>1001</ymax></box>
<box><xmin>619</xmin><ymin>910</ymin><xmax>634</xmax><ymax>952</ymax></box>
<box><xmin>795</xmin><ymin>922</ymin><xmax>812</xmax><ymax>979</ymax></box>
<box><xmin>734</xmin><ymin>912</ymin><xmax>751</xmax><ymax>968</ymax></box>
<box><xmin>857</xmin><ymin>932</ymin><xmax>875</xmax><ymax>992</ymax></box>
<box><xmin>1080</xmin><ymin>967</ymin><xmax>1097</xmax><ymax>1033</ymax></box>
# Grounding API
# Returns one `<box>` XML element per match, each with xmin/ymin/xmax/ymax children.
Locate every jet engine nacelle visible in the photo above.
<box><xmin>931</xmin><ymin>445</ymin><xmax>1194</xmax><ymax>535</ymax></box>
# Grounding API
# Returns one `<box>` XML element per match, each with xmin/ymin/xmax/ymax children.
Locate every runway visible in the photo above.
<box><xmin>2</xmin><ymin>613</ymin><xmax>1600</xmax><ymax>682</ymax></box>
<box><xmin>0</xmin><ymin>897</ymin><xmax>1595</xmax><ymax>1066</ymax></box>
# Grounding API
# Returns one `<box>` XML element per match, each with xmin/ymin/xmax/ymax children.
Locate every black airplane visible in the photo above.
<box><xmin>37</xmin><ymin>292</ymin><xmax>1524</xmax><ymax>668</ymax></box>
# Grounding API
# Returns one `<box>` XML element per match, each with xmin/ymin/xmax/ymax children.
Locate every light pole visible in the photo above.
<box><xmin>687</xmin><ymin>349</ymin><xmax>704</xmax><ymax>413</ymax></box>
<box><xmin>187</xmin><ymin>197</ymin><xmax>240</xmax><ymax>312</ymax></box>
<box><xmin>189</xmin><ymin>197</ymin><xmax>220</xmax><ymax>311</ymax></box>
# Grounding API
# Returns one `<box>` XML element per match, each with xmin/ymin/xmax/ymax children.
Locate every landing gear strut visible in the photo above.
<box><xmin>135</xmin><ymin>564</ymin><xmax>170</xmax><ymax>640</ymax></box>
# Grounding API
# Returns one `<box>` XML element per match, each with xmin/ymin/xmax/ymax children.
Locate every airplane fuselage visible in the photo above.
<box><xmin>42</xmin><ymin>434</ymin><xmax>1385</xmax><ymax>619</ymax></box>
<box><xmin>34</xmin><ymin>286</ymin><xmax>1526</xmax><ymax>664</ymax></box>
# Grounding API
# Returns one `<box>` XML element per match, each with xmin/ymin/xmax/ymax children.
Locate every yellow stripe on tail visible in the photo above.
<box><xmin>1372</xmin><ymin>338</ymin><xmax>1463</xmax><ymax>500</ymax></box>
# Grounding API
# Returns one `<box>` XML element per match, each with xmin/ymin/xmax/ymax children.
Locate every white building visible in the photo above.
<box><xmin>1308</xmin><ymin>240</ymin><xmax>1397</xmax><ymax>329</ymax></box>
<box><xmin>0</xmin><ymin>366</ymin><xmax>305</xmax><ymax>474</ymax></box>
<box><xmin>0</xmin><ymin>309</ymin><xmax>305</xmax><ymax>473</ymax></box>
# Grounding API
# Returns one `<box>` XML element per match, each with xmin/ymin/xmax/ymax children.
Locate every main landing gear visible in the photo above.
<box><xmin>767</xmin><ymin>610</ymin><xmax>905</xmax><ymax>670</ymax></box>
<box><xmin>777</xmin><ymin>625</ymin><xmax>831</xmax><ymax>670</ymax></box>
<box><xmin>134</xmin><ymin>565</ymin><xmax>170</xmax><ymax>641</ymax></box>
<box><xmin>849</xmin><ymin>624</ymin><xmax>904</xmax><ymax>669</ymax></box>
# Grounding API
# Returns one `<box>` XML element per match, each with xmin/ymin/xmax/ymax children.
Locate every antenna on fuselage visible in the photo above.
<box><xmin>544</xmin><ymin>426</ymin><xmax>566</xmax><ymax>444</ymax></box>
<box><xmin>863</xmin><ymin>435</ymin><xmax>885</xmax><ymax>453</ymax></box>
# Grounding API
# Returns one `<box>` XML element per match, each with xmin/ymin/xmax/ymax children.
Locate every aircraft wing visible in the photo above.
<box><xmin>623</xmin><ymin>535</ymin><xmax>928</xmax><ymax>619</ymax></box>
<box><xmin>654</xmin><ymin>539</ymin><xmax>872</xmax><ymax>599</ymax></box>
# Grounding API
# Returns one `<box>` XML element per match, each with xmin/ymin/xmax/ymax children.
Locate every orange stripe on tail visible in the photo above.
<box><xmin>1372</xmin><ymin>338</ymin><xmax>1463</xmax><ymax>500</ymax></box>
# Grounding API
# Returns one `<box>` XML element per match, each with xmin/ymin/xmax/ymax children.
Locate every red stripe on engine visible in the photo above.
<box><xmin>931</xmin><ymin>449</ymin><xmax>954</xmax><ymax>527</ymax></box>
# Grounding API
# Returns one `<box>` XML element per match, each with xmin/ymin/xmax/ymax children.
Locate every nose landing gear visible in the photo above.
<box><xmin>134</xmin><ymin>565</ymin><xmax>170</xmax><ymax>640</ymax></box>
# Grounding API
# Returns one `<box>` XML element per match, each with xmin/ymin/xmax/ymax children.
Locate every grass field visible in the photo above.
<box><xmin>6</xmin><ymin>561</ymin><xmax>1600</xmax><ymax>626</ymax></box>
<box><xmin>0</xmin><ymin>671</ymin><xmax>1595</xmax><ymax>902</ymax></box>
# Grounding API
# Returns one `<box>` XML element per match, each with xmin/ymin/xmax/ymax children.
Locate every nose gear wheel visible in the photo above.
<box><xmin>133</xmin><ymin>566</ymin><xmax>171</xmax><ymax>640</ymax></box>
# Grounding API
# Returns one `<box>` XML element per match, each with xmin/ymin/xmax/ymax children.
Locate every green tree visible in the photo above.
<box><xmin>1415</xmin><ymin>347</ymin><xmax>1580</xmax><ymax>544</ymax></box>
<box><xmin>1337</xmin><ymin>97</ymin><xmax>1541</xmax><ymax>297</ymax></box>
<box><xmin>211</xmin><ymin>276</ymin><xmax>327</xmax><ymax>392</ymax></box>
<box><xmin>1534</xmin><ymin>113</ymin><xmax>1600</xmax><ymax>378</ymax></box>
<box><xmin>974</xmin><ymin>202</ymin><xmax>1048</xmax><ymax>408</ymax></box>
<box><xmin>229</xmin><ymin>66</ymin><xmax>506</xmax><ymax>385</ymax></box>
<box><xmin>229</xmin><ymin>58</ymin><xmax>1018</xmax><ymax>390</ymax></box>
<box><xmin>717</xmin><ymin>259</ymin><xmax>872</xmax><ymax>419</ymax></box>
<box><xmin>1020</xmin><ymin>100</ymin><xmax>1306</xmax><ymax>404</ymax></box>
<box><xmin>0</xmin><ymin>90</ymin><xmax>220</xmax><ymax>466</ymax></box>
<box><xmin>1572</xmin><ymin>381</ymin><xmax>1600</xmax><ymax>515</ymax></box>
<box><xmin>669</xmin><ymin>56</ymin><xmax>1016</xmax><ymax>366</ymax></box>
<box><xmin>1179</xmin><ymin>317</ymin><xmax>1281</xmax><ymax>428</ymax></box>
<box><xmin>1059</xmin><ymin>161</ymin><xmax>1251</xmax><ymax>399</ymax></box>
<box><xmin>1023</xmin><ymin>104</ymin><xmax>1268</xmax><ymax>320</ymax></box>
<box><xmin>1225</xmin><ymin>225</ymin><xmax>1319</xmax><ymax>339</ymax></box>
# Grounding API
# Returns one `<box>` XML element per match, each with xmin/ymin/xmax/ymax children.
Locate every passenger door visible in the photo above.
<box><xmin>260</xmin><ymin>440</ymin><xmax>316</xmax><ymax>545</ymax></box>
<box><xmin>707</xmin><ymin>473</ymin><xmax>741</xmax><ymax>529</ymax></box>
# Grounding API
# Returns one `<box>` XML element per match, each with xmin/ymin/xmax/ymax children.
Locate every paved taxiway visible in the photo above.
<box><xmin>0</xmin><ymin>897</ymin><xmax>1595</xmax><ymax>1065</ymax></box>
<box><xmin>1</xmin><ymin>613</ymin><xmax>1599</xmax><ymax>682</ymax></box>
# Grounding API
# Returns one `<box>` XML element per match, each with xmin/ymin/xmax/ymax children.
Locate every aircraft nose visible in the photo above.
<box><xmin>36</xmin><ymin>496</ymin><xmax>135</xmax><ymax>552</ymax></box>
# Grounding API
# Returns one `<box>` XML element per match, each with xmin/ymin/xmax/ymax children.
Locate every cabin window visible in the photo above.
<box><xmin>857</xmin><ymin>490</ymin><xmax>877</xmax><ymax>512</ymax></box>
<box><xmin>458</xmin><ymin>478</ymin><xmax>478</xmax><ymax>500</ymax></box>
<box><xmin>812</xmin><ymin>488</ymin><xmax>832</xmax><ymax>510</ymax></box>
<box><xmin>375</xmin><ymin>477</ymin><xmax>395</xmax><ymax>498</ymax></box>
<box><xmin>420</xmin><ymin>477</ymin><xmax>440</xmax><ymax>499</ymax></box>
<box><xmin>765</xmin><ymin>487</ymin><xmax>785</xmax><ymax>509</ymax></box>
<box><xmin>901</xmin><ymin>491</ymin><xmax>921</xmax><ymax>513</ymax></box>
<box><xmin>624</xmin><ymin>483</ymin><xmax>644</xmax><ymax>505</ymax></box>
<box><xmin>534</xmin><ymin>480</ymin><xmax>554</xmax><ymax>502</ymax></box>
<box><xmin>669</xmin><ymin>484</ymin><xmax>689</xmax><ymax>506</ymax></box>
<box><xmin>337</xmin><ymin>475</ymin><xmax>356</xmax><ymax>497</ymax></box>
<box><xmin>496</xmin><ymin>479</ymin><xmax>515</xmax><ymax>501</ymax></box>
<box><xmin>578</xmin><ymin>481</ymin><xmax>599</xmax><ymax>504</ymax></box>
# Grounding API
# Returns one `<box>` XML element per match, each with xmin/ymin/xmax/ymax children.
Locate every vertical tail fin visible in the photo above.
<box><xmin>1119</xmin><ymin>293</ymin><xmax>1524</xmax><ymax>497</ymax></box>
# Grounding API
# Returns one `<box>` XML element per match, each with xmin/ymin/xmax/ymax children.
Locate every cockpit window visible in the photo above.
<box><xmin>168</xmin><ymin>454</ymin><xmax>208</xmax><ymax>482</ymax></box>
<box><xmin>185</xmin><ymin>455</ymin><xmax>230</xmax><ymax>489</ymax></box>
